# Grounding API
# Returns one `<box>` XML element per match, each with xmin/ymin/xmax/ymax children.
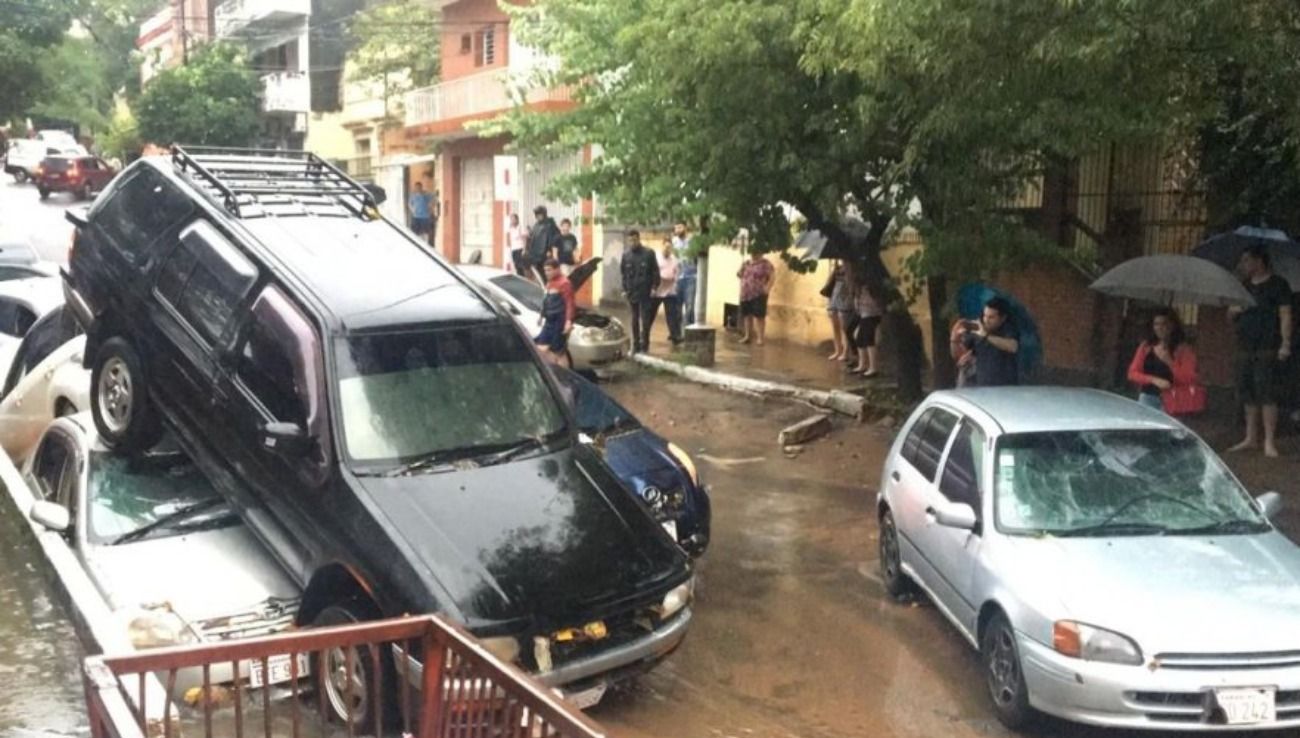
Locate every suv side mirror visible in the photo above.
<box><xmin>30</xmin><ymin>501</ymin><xmax>70</xmax><ymax>533</ymax></box>
<box><xmin>260</xmin><ymin>421</ymin><xmax>313</xmax><ymax>457</ymax></box>
<box><xmin>1257</xmin><ymin>491</ymin><xmax>1284</xmax><ymax>520</ymax></box>
<box><xmin>929</xmin><ymin>502</ymin><xmax>978</xmax><ymax>531</ymax></box>
<box><xmin>362</xmin><ymin>184</ymin><xmax>387</xmax><ymax>206</ymax></box>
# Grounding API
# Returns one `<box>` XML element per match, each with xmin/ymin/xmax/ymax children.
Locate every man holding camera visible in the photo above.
<box><xmin>962</xmin><ymin>297</ymin><xmax>1021</xmax><ymax>387</ymax></box>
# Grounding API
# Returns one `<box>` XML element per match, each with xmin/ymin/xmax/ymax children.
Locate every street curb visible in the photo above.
<box><xmin>630</xmin><ymin>354</ymin><xmax>868</xmax><ymax>420</ymax></box>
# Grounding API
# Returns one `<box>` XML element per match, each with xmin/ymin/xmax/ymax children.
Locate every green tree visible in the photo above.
<box><xmin>134</xmin><ymin>43</ymin><xmax>260</xmax><ymax>147</ymax></box>
<box><xmin>498</xmin><ymin>0</ymin><xmax>1272</xmax><ymax>394</ymax></box>
<box><xmin>0</xmin><ymin>0</ymin><xmax>74</xmax><ymax>122</ymax></box>
<box><xmin>349</xmin><ymin>0</ymin><xmax>441</xmax><ymax>118</ymax></box>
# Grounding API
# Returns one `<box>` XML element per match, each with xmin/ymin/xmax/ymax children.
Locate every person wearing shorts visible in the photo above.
<box><xmin>408</xmin><ymin>182</ymin><xmax>434</xmax><ymax>243</ymax></box>
<box><xmin>848</xmin><ymin>267</ymin><xmax>883</xmax><ymax>377</ymax></box>
<box><xmin>824</xmin><ymin>261</ymin><xmax>853</xmax><ymax>362</ymax></box>
<box><xmin>1229</xmin><ymin>244</ymin><xmax>1293</xmax><ymax>458</ymax></box>
<box><xmin>738</xmin><ymin>251</ymin><xmax>774</xmax><ymax>345</ymax></box>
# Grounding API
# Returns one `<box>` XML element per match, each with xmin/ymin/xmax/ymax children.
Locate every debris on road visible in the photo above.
<box><xmin>778</xmin><ymin>414</ymin><xmax>832</xmax><ymax>447</ymax></box>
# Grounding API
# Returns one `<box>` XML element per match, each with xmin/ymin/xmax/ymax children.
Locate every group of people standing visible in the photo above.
<box><xmin>823</xmin><ymin>260</ymin><xmax>885</xmax><ymax>376</ymax></box>
<box><xmin>506</xmin><ymin>206</ymin><xmax>580</xmax><ymax>281</ymax></box>
<box><xmin>621</xmin><ymin>222</ymin><xmax>699</xmax><ymax>354</ymax></box>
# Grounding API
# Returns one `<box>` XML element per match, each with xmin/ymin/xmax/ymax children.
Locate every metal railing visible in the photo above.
<box><xmin>84</xmin><ymin>615</ymin><xmax>607</xmax><ymax>738</ymax></box>
<box><xmin>404</xmin><ymin>70</ymin><xmax>573</xmax><ymax>128</ymax></box>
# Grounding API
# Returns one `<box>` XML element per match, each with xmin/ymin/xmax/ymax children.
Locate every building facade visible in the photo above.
<box><xmin>136</xmin><ymin>0</ymin><xmax>214</xmax><ymax>85</ymax></box>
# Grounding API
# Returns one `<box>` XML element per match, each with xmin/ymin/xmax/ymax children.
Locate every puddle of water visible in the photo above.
<box><xmin>0</xmin><ymin>491</ymin><xmax>88</xmax><ymax>735</ymax></box>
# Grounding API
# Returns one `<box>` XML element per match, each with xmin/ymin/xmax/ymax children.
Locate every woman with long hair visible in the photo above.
<box><xmin>1127</xmin><ymin>308</ymin><xmax>1199</xmax><ymax>413</ymax></box>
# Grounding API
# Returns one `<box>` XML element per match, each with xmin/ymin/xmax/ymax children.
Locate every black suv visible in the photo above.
<box><xmin>63</xmin><ymin>147</ymin><xmax>693</xmax><ymax>725</ymax></box>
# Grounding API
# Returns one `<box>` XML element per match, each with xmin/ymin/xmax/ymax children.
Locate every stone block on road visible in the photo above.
<box><xmin>778</xmin><ymin>413</ymin><xmax>832</xmax><ymax>447</ymax></box>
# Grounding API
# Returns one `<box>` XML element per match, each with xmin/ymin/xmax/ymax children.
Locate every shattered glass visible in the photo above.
<box><xmin>995</xmin><ymin>430</ymin><xmax>1264</xmax><ymax>535</ymax></box>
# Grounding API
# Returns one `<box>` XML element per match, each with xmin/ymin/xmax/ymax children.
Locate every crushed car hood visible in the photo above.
<box><xmin>1008</xmin><ymin>532</ymin><xmax>1300</xmax><ymax>654</ymax></box>
<box><xmin>356</xmin><ymin>443</ymin><xmax>688</xmax><ymax>631</ymax></box>
<box><xmin>87</xmin><ymin>525</ymin><xmax>300</xmax><ymax>623</ymax></box>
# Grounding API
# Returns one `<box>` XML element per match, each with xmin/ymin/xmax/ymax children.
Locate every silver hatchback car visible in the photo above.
<box><xmin>878</xmin><ymin>387</ymin><xmax>1300</xmax><ymax>731</ymax></box>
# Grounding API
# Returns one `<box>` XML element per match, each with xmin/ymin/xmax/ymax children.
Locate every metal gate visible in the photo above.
<box><xmin>461</xmin><ymin>157</ymin><xmax>495</xmax><ymax>265</ymax></box>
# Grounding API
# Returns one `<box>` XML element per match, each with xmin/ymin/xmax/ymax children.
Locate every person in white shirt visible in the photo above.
<box><xmin>506</xmin><ymin>213</ymin><xmax>529</xmax><ymax>274</ymax></box>
<box><xmin>647</xmin><ymin>238</ymin><xmax>683</xmax><ymax>347</ymax></box>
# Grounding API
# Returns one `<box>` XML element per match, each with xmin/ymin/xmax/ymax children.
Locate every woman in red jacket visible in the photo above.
<box><xmin>1128</xmin><ymin>309</ymin><xmax>1199</xmax><ymax>413</ymax></box>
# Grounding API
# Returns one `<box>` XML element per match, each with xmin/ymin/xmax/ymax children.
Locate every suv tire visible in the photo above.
<box><xmin>38</xmin><ymin>187</ymin><xmax>49</xmax><ymax>200</ymax></box>
<box><xmin>91</xmin><ymin>337</ymin><xmax>163</xmax><ymax>453</ymax></box>
<box><xmin>312</xmin><ymin>602</ymin><xmax>396</xmax><ymax>731</ymax></box>
<box><xmin>13</xmin><ymin>171</ymin><xmax>27</xmax><ymax>184</ymax></box>
<box><xmin>78</xmin><ymin>183</ymin><xmax>92</xmax><ymax>201</ymax></box>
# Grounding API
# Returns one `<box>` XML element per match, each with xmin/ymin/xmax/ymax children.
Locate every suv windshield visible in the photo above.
<box><xmin>336</xmin><ymin>322</ymin><xmax>568</xmax><ymax>469</ymax></box>
<box><xmin>88</xmin><ymin>452</ymin><xmax>234</xmax><ymax>544</ymax></box>
<box><xmin>996</xmin><ymin>429</ymin><xmax>1266</xmax><ymax>536</ymax></box>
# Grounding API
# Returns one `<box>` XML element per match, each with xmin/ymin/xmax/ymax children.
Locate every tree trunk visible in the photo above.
<box><xmin>927</xmin><ymin>276</ymin><xmax>955</xmax><ymax>389</ymax></box>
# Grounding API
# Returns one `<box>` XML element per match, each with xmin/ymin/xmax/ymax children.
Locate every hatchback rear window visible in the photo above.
<box><xmin>43</xmin><ymin>159</ymin><xmax>72</xmax><ymax>172</ymax></box>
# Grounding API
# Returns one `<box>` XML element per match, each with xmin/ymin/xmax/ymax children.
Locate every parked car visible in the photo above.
<box><xmin>23</xmin><ymin>414</ymin><xmax>303</xmax><ymax>698</ymax></box>
<box><xmin>459</xmin><ymin>263</ymin><xmax>630</xmax><ymax>370</ymax></box>
<box><xmin>35</xmin><ymin>155</ymin><xmax>117</xmax><ymax>201</ymax></box>
<box><xmin>878</xmin><ymin>387</ymin><xmax>1300</xmax><ymax>731</ymax></box>
<box><xmin>64</xmin><ymin>147</ymin><xmax>694</xmax><ymax>725</ymax></box>
<box><xmin>0</xmin><ymin>306</ymin><xmax>88</xmax><ymax>462</ymax></box>
<box><xmin>551</xmin><ymin>367</ymin><xmax>710</xmax><ymax>557</ymax></box>
<box><xmin>0</xmin><ymin>275</ymin><xmax>63</xmax><ymax>339</ymax></box>
<box><xmin>0</xmin><ymin>238</ymin><xmax>58</xmax><ymax>282</ymax></box>
<box><xmin>5</xmin><ymin>139</ymin><xmax>83</xmax><ymax>183</ymax></box>
<box><xmin>35</xmin><ymin>129</ymin><xmax>79</xmax><ymax>149</ymax></box>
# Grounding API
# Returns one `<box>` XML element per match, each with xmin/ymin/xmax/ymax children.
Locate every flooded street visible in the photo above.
<box><xmin>0</xmin><ymin>486</ymin><xmax>87</xmax><ymax>735</ymax></box>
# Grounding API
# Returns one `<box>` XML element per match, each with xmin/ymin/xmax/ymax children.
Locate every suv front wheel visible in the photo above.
<box><xmin>91</xmin><ymin>337</ymin><xmax>163</xmax><ymax>453</ymax></box>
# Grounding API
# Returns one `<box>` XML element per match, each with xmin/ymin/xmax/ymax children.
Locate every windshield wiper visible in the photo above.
<box><xmin>1053</xmin><ymin>522</ymin><xmax>1171</xmax><ymax>538</ymax></box>
<box><xmin>473</xmin><ymin>431</ymin><xmax>567</xmax><ymax>466</ymax></box>
<box><xmin>1175</xmin><ymin>518</ymin><xmax>1270</xmax><ymax>535</ymax></box>
<box><xmin>111</xmin><ymin>498</ymin><xmax>228</xmax><ymax>545</ymax></box>
<box><xmin>383</xmin><ymin>450</ymin><xmax>458</xmax><ymax>478</ymax></box>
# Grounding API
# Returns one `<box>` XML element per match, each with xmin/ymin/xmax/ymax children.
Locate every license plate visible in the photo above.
<box><xmin>1214</xmin><ymin>687</ymin><xmax>1276</xmax><ymax>725</ymax></box>
<box><xmin>561</xmin><ymin>682</ymin><xmax>607</xmax><ymax>710</ymax></box>
<box><xmin>247</xmin><ymin>653</ymin><xmax>311</xmax><ymax>689</ymax></box>
<box><xmin>661</xmin><ymin>520</ymin><xmax>678</xmax><ymax>541</ymax></box>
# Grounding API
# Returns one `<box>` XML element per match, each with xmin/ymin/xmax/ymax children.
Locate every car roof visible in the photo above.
<box><xmin>0</xmin><ymin>275</ymin><xmax>63</xmax><ymax>313</ymax></box>
<box><xmin>929</xmin><ymin>387</ymin><xmax>1182</xmax><ymax>435</ymax></box>
<box><xmin>239</xmin><ymin>216</ymin><xmax>499</xmax><ymax>332</ymax></box>
<box><xmin>0</xmin><ymin>239</ymin><xmax>38</xmax><ymax>265</ymax></box>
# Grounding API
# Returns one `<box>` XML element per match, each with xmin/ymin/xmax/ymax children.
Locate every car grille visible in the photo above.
<box><xmin>1126</xmin><ymin>690</ymin><xmax>1300</xmax><ymax>724</ymax></box>
<box><xmin>194</xmin><ymin>597</ymin><xmax>299</xmax><ymax>641</ymax></box>
<box><xmin>1154</xmin><ymin>651</ymin><xmax>1300</xmax><ymax>670</ymax></box>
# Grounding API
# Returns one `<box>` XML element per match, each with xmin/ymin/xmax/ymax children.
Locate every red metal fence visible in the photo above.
<box><xmin>83</xmin><ymin>615</ymin><xmax>608</xmax><ymax>738</ymax></box>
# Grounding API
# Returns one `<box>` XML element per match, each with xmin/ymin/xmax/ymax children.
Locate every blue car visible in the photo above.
<box><xmin>553</xmin><ymin>368</ymin><xmax>711</xmax><ymax>557</ymax></box>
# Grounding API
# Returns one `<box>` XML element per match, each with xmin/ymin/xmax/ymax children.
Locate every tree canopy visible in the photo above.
<box><xmin>134</xmin><ymin>42</ymin><xmax>261</xmax><ymax>147</ymax></box>
<box><xmin>349</xmin><ymin>0</ymin><xmax>441</xmax><ymax>113</ymax></box>
<box><xmin>0</xmin><ymin>0</ymin><xmax>76</xmax><ymax>123</ymax></box>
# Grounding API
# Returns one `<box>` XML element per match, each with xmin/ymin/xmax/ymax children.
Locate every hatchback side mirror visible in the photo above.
<box><xmin>30</xmin><ymin>500</ymin><xmax>70</xmax><ymax>533</ymax></box>
<box><xmin>260</xmin><ymin>421</ymin><xmax>313</xmax><ymax>457</ymax></box>
<box><xmin>929</xmin><ymin>502</ymin><xmax>978</xmax><ymax>531</ymax></box>
<box><xmin>1257</xmin><ymin>491</ymin><xmax>1284</xmax><ymax>520</ymax></box>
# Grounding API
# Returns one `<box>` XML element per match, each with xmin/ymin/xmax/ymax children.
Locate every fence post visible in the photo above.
<box><xmin>417</xmin><ymin>620</ymin><xmax>447</xmax><ymax>738</ymax></box>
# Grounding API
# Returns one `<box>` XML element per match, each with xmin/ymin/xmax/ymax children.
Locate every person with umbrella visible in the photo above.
<box><xmin>1228</xmin><ymin>243</ymin><xmax>1293</xmax><ymax>457</ymax></box>
<box><xmin>961</xmin><ymin>297</ymin><xmax>1021</xmax><ymax>387</ymax></box>
<box><xmin>1126</xmin><ymin>309</ymin><xmax>1200</xmax><ymax>414</ymax></box>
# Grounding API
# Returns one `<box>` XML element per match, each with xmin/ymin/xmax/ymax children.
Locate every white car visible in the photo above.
<box><xmin>0</xmin><ymin>275</ymin><xmax>64</xmax><ymax>338</ymax></box>
<box><xmin>879</xmin><ymin>387</ymin><xmax>1299</xmax><ymax>731</ymax></box>
<box><xmin>4</xmin><ymin>139</ymin><xmax>83</xmax><ymax>183</ymax></box>
<box><xmin>459</xmin><ymin>261</ymin><xmax>630</xmax><ymax>369</ymax></box>
<box><xmin>0</xmin><ymin>306</ymin><xmax>89</xmax><ymax>463</ymax></box>
<box><xmin>24</xmin><ymin>415</ymin><xmax>305</xmax><ymax>698</ymax></box>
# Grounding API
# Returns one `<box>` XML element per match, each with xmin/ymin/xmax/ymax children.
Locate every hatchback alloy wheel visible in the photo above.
<box><xmin>981</xmin><ymin>612</ymin><xmax>1034</xmax><ymax>728</ymax></box>
<box><xmin>879</xmin><ymin>509</ymin><xmax>913</xmax><ymax>598</ymax></box>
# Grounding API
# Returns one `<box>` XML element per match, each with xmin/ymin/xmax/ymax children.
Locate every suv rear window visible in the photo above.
<box><xmin>94</xmin><ymin>165</ymin><xmax>193</xmax><ymax>265</ymax></box>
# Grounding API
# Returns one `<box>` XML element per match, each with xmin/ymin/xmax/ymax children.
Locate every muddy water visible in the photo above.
<box><xmin>0</xmin><ymin>493</ymin><xmax>88</xmax><ymax>736</ymax></box>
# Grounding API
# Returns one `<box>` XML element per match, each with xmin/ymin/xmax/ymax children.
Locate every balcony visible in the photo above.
<box><xmin>403</xmin><ymin>69</ymin><xmax>572</xmax><ymax>133</ymax></box>
<box><xmin>261</xmin><ymin>71</ymin><xmax>310</xmax><ymax>114</ymax></box>
<box><xmin>215</xmin><ymin>0</ymin><xmax>309</xmax><ymax>38</ymax></box>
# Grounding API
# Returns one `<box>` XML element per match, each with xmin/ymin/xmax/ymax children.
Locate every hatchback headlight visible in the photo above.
<box><xmin>667</xmin><ymin>443</ymin><xmax>699</xmax><ymax>486</ymax></box>
<box><xmin>655</xmin><ymin>578</ymin><xmax>695</xmax><ymax>620</ymax></box>
<box><xmin>1053</xmin><ymin>621</ymin><xmax>1142</xmax><ymax>665</ymax></box>
<box><xmin>127</xmin><ymin>608</ymin><xmax>197</xmax><ymax>649</ymax></box>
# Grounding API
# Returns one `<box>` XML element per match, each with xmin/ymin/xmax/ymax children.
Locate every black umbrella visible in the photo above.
<box><xmin>1193</xmin><ymin>226</ymin><xmax>1300</xmax><ymax>270</ymax></box>
<box><xmin>795</xmin><ymin>217</ymin><xmax>873</xmax><ymax>261</ymax></box>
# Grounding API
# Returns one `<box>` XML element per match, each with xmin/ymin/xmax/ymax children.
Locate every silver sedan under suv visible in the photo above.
<box><xmin>878</xmin><ymin>387</ymin><xmax>1300</xmax><ymax>732</ymax></box>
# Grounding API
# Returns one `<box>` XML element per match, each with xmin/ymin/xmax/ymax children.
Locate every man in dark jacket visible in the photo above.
<box><xmin>620</xmin><ymin>229</ymin><xmax>660</xmax><ymax>353</ymax></box>
<box><xmin>526</xmin><ymin>206</ymin><xmax>562</xmax><ymax>281</ymax></box>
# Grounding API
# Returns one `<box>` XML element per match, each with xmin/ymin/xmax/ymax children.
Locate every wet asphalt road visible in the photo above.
<box><xmin>0</xmin><ymin>174</ymin><xmax>1292</xmax><ymax>737</ymax></box>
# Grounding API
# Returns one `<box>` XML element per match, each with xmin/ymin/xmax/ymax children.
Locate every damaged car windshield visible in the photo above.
<box><xmin>88</xmin><ymin>453</ymin><xmax>235</xmax><ymax>544</ymax></box>
<box><xmin>336</xmin><ymin>322</ymin><xmax>568</xmax><ymax>468</ymax></box>
<box><xmin>995</xmin><ymin>429</ymin><xmax>1266</xmax><ymax>536</ymax></box>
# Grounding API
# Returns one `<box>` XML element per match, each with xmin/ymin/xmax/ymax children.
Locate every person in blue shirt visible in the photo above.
<box><xmin>407</xmin><ymin>182</ymin><xmax>436</xmax><ymax>243</ymax></box>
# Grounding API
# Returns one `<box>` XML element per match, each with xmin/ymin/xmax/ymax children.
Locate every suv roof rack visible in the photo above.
<box><xmin>170</xmin><ymin>145</ymin><xmax>379</xmax><ymax>220</ymax></box>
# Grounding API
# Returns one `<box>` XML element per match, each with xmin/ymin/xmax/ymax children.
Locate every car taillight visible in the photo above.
<box><xmin>35</xmin><ymin>165</ymin><xmax>43</xmax><ymax>176</ymax></box>
<box><xmin>68</xmin><ymin>229</ymin><xmax>78</xmax><ymax>262</ymax></box>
